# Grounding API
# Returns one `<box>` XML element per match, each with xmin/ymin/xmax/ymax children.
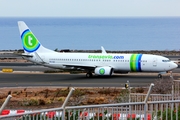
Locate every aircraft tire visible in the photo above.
<box><xmin>158</xmin><ymin>74</ymin><xmax>162</xmax><ymax>78</ymax></box>
<box><xmin>86</xmin><ymin>72</ymin><xmax>93</xmax><ymax>78</ymax></box>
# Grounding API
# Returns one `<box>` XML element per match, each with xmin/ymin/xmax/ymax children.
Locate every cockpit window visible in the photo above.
<box><xmin>162</xmin><ymin>60</ymin><xmax>170</xmax><ymax>62</ymax></box>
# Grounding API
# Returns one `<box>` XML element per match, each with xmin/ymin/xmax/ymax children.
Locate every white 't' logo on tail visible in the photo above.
<box><xmin>28</xmin><ymin>36</ymin><xmax>33</xmax><ymax>46</ymax></box>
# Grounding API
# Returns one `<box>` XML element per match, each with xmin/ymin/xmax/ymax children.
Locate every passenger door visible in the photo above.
<box><xmin>153</xmin><ymin>58</ymin><xmax>157</xmax><ymax>67</ymax></box>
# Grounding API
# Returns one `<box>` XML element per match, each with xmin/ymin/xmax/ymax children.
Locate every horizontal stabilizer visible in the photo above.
<box><xmin>21</xmin><ymin>53</ymin><xmax>33</xmax><ymax>57</ymax></box>
<box><xmin>14</xmin><ymin>53</ymin><xmax>33</xmax><ymax>57</ymax></box>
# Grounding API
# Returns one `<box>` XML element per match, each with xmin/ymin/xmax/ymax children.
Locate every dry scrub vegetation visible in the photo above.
<box><xmin>0</xmin><ymin>87</ymin><xmax>147</xmax><ymax>110</ymax></box>
<box><xmin>0</xmin><ymin>78</ymin><xmax>174</xmax><ymax>110</ymax></box>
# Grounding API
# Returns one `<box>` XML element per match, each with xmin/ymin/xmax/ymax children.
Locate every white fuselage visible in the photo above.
<box><xmin>24</xmin><ymin>52</ymin><xmax>177</xmax><ymax>73</ymax></box>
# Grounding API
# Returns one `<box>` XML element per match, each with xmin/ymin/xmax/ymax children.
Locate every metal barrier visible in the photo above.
<box><xmin>173</xmin><ymin>80</ymin><xmax>180</xmax><ymax>100</ymax></box>
<box><xmin>1</xmin><ymin>100</ymin><xmax>180</xmax><ymax>120</ymax></box>
<box><xmin>1</xmin><ymin>80</ymin><xmax>180</xmax><ymax>120</ymax></box>
<box><xmin>130</xmin><ymin>79</ymin><xmax>180</xmax><ymax>102</ymax></box>
<box><xmin>0</xmin><ymin>95</ymin><xmax>12</xmax><ymax>114</ymax></box>
<box><xmin>130</xmin><ymin>93</ymin><xmax>173</xmax><ymax>102</ymax></box>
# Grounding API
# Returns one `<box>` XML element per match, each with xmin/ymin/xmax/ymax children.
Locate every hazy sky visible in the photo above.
<box><xmin>0</xmin><ymin>0</ymin><xmax>180</xmax><ymax>17</ymax></box>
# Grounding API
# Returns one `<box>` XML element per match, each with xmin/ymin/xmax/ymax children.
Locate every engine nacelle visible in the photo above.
<box><xmin>94</xmin><ymin>66</ymin><xmax>113</xmax><ymax>76</ymax></box>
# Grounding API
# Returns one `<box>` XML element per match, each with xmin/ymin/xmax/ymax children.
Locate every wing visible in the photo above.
<box><xmin>62</xmin><ymin>63</ymin><xmax>96</xmax><ymax>70</ymax></box>
<box><xmin>13</xmin><ymin>53</ymin><xmax>33</xmax><ymax>57</ymax></box>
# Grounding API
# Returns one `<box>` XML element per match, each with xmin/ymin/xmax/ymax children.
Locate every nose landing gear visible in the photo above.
<box><xmin>158</xmin><ymin>71</ymin><xmax>174</xmax><ymax>79</ymax></box>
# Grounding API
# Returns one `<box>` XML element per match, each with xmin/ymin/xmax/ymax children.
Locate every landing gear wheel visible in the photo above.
<box><xmin>158</xmin><ymin>74</ymin><xmax>162</xmax><ymax>78</ymax></box>
<box><xmin>86</xmin><ymin>72</ymin><xmax>93</xmax><ymax>78</ymax></box>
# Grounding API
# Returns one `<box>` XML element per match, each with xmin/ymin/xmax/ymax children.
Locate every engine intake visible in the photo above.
<box><xmin>94</xmin><ymin>66</ymin><xmax>113</xmax><ymax>76</ymax></box>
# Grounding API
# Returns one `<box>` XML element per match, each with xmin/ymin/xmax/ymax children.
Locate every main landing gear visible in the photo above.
<box><xmin>86</xmin><ymin>72</ymin><xmax>93</xmax><ymax>78</ymax></box>
<box><xmin>158</xmin><ymin>74</ymin><xmax>162</xmax><ymax>78</ymax></box>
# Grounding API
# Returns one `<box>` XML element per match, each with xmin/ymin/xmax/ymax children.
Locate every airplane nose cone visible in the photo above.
<box><xmin>171</xmin><ymin>62</ymin><xmax>178</xmax><ymax>69</ymax></box>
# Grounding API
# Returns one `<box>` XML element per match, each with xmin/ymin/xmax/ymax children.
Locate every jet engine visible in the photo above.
<box><xmin>94</xmin><ymin>66</ymin><xmax>113</xmax><ymax>76</ymax></box>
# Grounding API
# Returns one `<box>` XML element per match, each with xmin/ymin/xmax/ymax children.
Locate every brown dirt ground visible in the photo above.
<box><xmin>0</xmin><ymin>87</ymin><xmax>131</xmax><ymax>110</ymax></box>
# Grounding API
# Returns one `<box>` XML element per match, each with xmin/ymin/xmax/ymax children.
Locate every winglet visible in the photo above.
<box><xmin>101</xmin><ymin>46</ymin><xmax>107</xmax><ymax>54</ymax></box>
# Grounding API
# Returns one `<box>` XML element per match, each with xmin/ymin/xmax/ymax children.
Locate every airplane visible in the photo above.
<box><xmin>17</xmin><ymin>21</ymin><xmax>178</xmax><ymax>78</ymax></box>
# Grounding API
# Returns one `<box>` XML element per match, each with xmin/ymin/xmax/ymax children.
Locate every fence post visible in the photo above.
<box><xmin>0</xmin><ymin>95</ymin><xmax>12</xmax><ymax>114</ymax></box>
<box><xmin>127</xmin><ymin>80</ymin><xmax>131</xmax><ymax>103</ymax></box>
<box><xmin>62</xmin><ymin>87</ymin><xmax>75</xmax><ymax>120</ymax></box>
<box><xmin>170</xmin><ymin>72</ymin><xmax>174</xmax><ymax>119</ymax></box>
<box><xmin>170</xmin><ymin>71</ymin><xmax>174</xmax><ymax>101</ymax></box>
<box><xmin>144</xmin><ymin>83</ymin><xmax>154</xmax><ymax>120</ymax></box>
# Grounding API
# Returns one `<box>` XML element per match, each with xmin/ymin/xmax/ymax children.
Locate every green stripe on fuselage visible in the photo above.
<box><xmin>130</xmin><ymin>54</ymin><xmax>137</xmax><ymax>72</ymax></box>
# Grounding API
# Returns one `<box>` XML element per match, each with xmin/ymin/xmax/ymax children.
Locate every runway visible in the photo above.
<box><xmin>0</xmin><ymin>71</ymin><xmax>178</xmax><ymax>88</ymax></box>
<box><xmin>0</xmin><ymin>61</ymin><xmax>179</xmax><ymax>88</ymax></box>
<box><xmin>0</xmin><ymin>62</ymin><xmax>180</xmax><ymax>71</ymax></box>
